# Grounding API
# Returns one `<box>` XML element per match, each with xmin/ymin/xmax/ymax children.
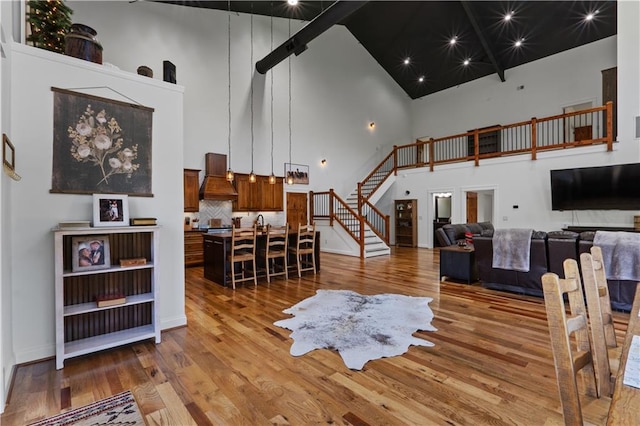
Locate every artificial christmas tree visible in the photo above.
<box><xmin>26</xmin><ymin>0</ymin><xmax>73</xmax><ymax>53</ymax></box>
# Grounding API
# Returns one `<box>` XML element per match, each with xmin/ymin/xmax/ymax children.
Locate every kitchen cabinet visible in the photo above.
<box><xmin>184</xmin><ymin>230</ymin><xmax>204</xmax><ymax>266</ymax></box>
<box><xmin>395</xmin><ymin>199</ymin><xmax>417</xmax><ymax>247</ymax></box>
<box><xmin>232</xmin><ymin>173</ymin><xmax>283</xmax><ymax>211</ymax></box>
<box><xmin>183</xmin><ymin>169</ymin><xmax>200</xmax><ymax>212</ymax></box>
<box><xmin>53</xmin><ymin>226</ymin><xmax>160</xmax><ymax>369</ymax></box>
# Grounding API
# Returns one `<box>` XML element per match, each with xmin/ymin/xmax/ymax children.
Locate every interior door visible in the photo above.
<box><xmin>286</xmin><ymin>192</ymin><xmax>308</xmax><ymax>229</ymax></box>
<box><xmin>466</xmin><ymin>192</ymin><xmax>478</xmax><ymax>223</ymax></box>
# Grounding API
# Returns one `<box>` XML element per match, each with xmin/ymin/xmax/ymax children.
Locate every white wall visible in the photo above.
<box><xmin>9</xmin><ymin>43</ymin><xmax>186</xmax><ymax>363</ymax></box>
<box><xmin>68</xmin><ymin>1</ymin><xmax>413</xmax><ymax>199</ymax></box>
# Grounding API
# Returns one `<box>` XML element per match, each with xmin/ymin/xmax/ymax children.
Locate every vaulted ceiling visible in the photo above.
<box><xmin>160</xmin><ymin>1</ymin><xmax>617</xmax><ymax>100</ymax></box>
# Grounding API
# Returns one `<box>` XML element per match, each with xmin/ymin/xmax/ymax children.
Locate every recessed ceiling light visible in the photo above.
<box><xmin>586</xmin><ymin>10</ymin><xmax>599</xmax><ymax>21</ymax></box>
<box><xmin>418</xmin><ymin>76</ymin><xmax>425</xmax><ymax>83</ymax></box>
<box><xmin>288</xmin><ymin>0</ymin><xmax>298</xmax><ymax>6</ymax></box>
<box><xmin>504</xmin><ymin>11</ymin><xmax>514</xmax><ymax>21</ymax></box>
<box><xmin>450</xmin><ymin>37</ymin><xmax>457</xmax><ymax>45</ymax></box>
<box><xmin>404</xmin><ymin>58</ymin><xmax>410</xmax><ymax>65</ymax></box>
<box><xmin>463</xmin><ymin>58</ymin><xmax>470</xmax><ymax>66</ymax></box>
<box><xmin>514</xmin><ymin>38</ymin><xmax>524</xmax><ymax>47</ymax></box>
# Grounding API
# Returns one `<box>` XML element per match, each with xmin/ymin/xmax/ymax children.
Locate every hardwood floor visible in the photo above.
<box><xmin>1</xmin><ymin>247</ymin><xmax>629</xmax><ymax>425</ymax></box>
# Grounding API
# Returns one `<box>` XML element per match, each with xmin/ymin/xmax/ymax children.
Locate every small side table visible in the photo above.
<box><xmin>439</xmin><ymin>245</ymin><xmax>479</xmax><ymax>284</ymax></box>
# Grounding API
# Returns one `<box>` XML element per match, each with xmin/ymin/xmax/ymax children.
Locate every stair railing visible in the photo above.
<box><xmin>311</xmin><ymin>190</ymin><xmax>365</xmax><ymax>256</ymax></box>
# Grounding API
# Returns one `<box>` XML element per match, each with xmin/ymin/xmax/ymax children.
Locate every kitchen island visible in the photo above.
<box><xmin>203</xmin><ymin>230</ymin><xmax>320</xmax><ymax>286</ymax></box>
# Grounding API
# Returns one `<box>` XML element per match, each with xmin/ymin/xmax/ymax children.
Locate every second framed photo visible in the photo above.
<box><xmin>93</xmin><ymin>194</ymin><xmax>129</xmax><ymax>227</ymax></box>
<box><xmin>71</xmin><ymin>235</ymin><xmax>111</xmax><ymax>272</ymax></box>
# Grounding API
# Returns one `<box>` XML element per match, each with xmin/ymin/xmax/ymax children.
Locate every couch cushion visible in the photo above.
<box><xmin>580</xmin><ymin>231</ymin><xmax>596</xmax><ymax>241</ymax></box>
<box><xmin>478</xmin><ymin>222</ymin><xmax>494</xmax><ymax>232</ymax></box>
<box><xmin>547</xmin><ymin>230</ymin><xmax>579</xmax><ymax>240</ymax></box>
<box><xmin>466</xmin><ymin>223</ymin><xmax>483</xmax><ymax>235</ymax></box>
<box><xmin>443</xmin><ymin>224</ymin><xmax>469</xmax><ymax>243</ymax></box>
<box><xmin>481</xmin><ymin>229</ymin><xmax>494</xmax><ymax>237</ymax></box>
<box><xmin>532</xmin><ymin>230</ymin><xmax>547</xmax><ymax>240</ymax></box>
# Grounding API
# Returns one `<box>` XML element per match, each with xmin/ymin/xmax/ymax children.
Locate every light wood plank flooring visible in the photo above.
<box><xmin>1</xmin><ymin>247</ymin><xmax>629</xmax><ymax>425</ymax></box>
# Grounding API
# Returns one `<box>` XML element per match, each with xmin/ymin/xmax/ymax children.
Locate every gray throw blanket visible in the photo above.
<box><xmin>492</xmin><ymin>228</ymin><xmax>533</xmax><ymax>272</ymax></box>
<box><xmin>593</xmin><ymin>231</ymin><xmax>640</xmax><ymax>281</ymax></box>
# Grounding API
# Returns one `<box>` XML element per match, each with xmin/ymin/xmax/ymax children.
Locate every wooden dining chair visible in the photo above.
<box><xmin>263</xmin><ymin>224</ymin><xmax>288</xmax><ymax>283</ymax></box>
<box><xmin>542</xmin><ymin>267</ymin><xmax>601</xmax><ymax>426</ymax></box>
<box><xmin>228</xmin><ymin>224</ymin><xmax>257</xmax><ymax>289</ymax></box>
<box><xmin>288</xmin><ymin>223</ymin><xmax>316</xmax><ymax>278</ymax></box>
<box><xmin>579</xmin><ymin>248</ymin><xmax>620</xmax><ymax>398</ymax></box>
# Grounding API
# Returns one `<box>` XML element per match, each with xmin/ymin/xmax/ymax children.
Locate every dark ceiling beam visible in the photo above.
<box><xmin>256</xmin><ymin>1</ymin><xmax>368</xmax><ymax>74</ymax></box>
<box><xmin>460</xmin><ymin>1</ymin><xmax>505</xmax><ymax>82</ymax></box>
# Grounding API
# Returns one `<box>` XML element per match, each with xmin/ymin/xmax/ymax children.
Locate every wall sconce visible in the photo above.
<box><xmin>369</xmin><ymin>122</ymin><xmax>375</xmax><ymax>129</ymax></box>
<box><xmin>321</xmin><ymin>159</ymin><xmax>327</xmax><ymax>166</ymax></box>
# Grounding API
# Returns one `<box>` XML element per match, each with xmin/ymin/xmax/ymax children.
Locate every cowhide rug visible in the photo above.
<box><xmin>274</xmin><ymin>289</ymin><xmax>437</xmax><ymax>370</ymax></box>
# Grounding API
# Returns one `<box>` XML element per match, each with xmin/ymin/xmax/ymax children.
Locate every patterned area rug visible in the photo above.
<box><xmin>29</xmin><ymin>390</ymin><xmax>144</xmax><ymax>426</ymax></box>
<box><xmin>274</xmin><ymin>289</ymin><xmax>437</xmax><ymax>370</ymax></box>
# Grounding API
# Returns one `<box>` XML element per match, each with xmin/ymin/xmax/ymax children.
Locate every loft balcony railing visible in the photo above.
<box><xmin>311</xmin><ymin>102</ymin><xmax>613</xmax><ymax>258</ymax></box>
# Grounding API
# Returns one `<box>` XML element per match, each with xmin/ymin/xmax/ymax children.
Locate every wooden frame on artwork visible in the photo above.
<box><xmin>50</xmin><ymin>87</ymin><xmax>155</xmax><ymax>197</ymax></box>
<box><xmin>284</xmin><ymin>163</ymin><xmax>309</xmax><ymax>185</ymax></box>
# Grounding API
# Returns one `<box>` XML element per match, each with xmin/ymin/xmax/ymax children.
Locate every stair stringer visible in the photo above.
<box><xmin>314</xmin><ymin>218</ymin><xmax>363</xmax><ymax>257</ymax></box>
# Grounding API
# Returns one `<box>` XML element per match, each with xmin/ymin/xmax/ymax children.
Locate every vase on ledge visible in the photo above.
<box><xmin>64</xmin><ymin>23</ymin><xmax>103</xmax><ymax>64</ymax></box>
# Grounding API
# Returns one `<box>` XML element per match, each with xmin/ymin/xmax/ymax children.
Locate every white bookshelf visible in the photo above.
<box><xmin>53</xmin><ymin>226</ymin><xmax>160</xmax><ymax>369</ymax></box>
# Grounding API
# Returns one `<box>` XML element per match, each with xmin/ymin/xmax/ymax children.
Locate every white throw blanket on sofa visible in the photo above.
<box><xmin>593</xmin><ymin>231</ymin><xmax>640</xmax><ymax>281</ymax></box>
<box><xmin>492</xmin><ymin>228</ymin><xmax>534</xmax><ymax>272</ymax></box>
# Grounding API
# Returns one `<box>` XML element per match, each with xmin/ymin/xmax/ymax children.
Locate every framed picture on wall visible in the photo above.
<box><xmin>71</xmin><ymin>235</ymin><xmax>111</xmax><ymax>272</ymax></box>
<box><xmin>50</xmin><ymin>88</ymin><xmax>154</xmax><ymax>196</ymax></box>
<box><xmin>93</xmin><ymin>194</ymin><xmax>129</xmax><ymax>227</ymax></box>
<box><xmin>284</xmin><ymin>163</ymin><xmax>309</xmax><ymax>185</ymax></box>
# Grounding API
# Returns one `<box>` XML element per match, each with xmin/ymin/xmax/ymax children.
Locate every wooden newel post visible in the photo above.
<box><xmin>357</xmin><ymin>182</ymin><xmax>363</xmax><ymax>216</ymax></box>
<box><xmin>309</xmin><ymin>191</ymin><xmax>314</xmax><ymax>225</ymax></box>
<box><xmin>531</xmin><ymin>117</ymin><xmax>537</xmax><ymax>160</ymax></box>
<box><xmin>359</xmin><ymin>215</ymin><xmax>365</xmax><ymax>259</ymax></box>
<box><xmin>393</xmin><ymin>145</ymin><xmax>398</xmax><ymax>175</ymax></box>
<box><xmin>606</xmin><ymin>101</ymin><xmax>613</xmax><ymax>151</ymax></box>
<box><xmin>328</xmin><ymin>189</ymin><xmax>334</xmax><ymax>227</ymax></box>
<box><xmin>429</xmin><ymin>138</ymin><xmax>435</xmax><ymax>172</ymax></box>
<box><xmin>474</xmin><ymin>130</ymin><xmax>480</xmax><ymax>166</ymax></box>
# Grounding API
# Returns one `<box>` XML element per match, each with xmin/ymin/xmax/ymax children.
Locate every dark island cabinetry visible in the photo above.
<box><xmin>203</xmin><ymin>231</ymin><xmax>320</xmax><ymax>286</ymax></box>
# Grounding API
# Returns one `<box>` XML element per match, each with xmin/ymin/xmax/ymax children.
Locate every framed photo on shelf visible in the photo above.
<box><xmin>93</xmin><ymin>194</ymin><xmax>129</xmax><ymax>227</ymax></box>
<box><xmin>71</xmin><ymin>235</ymin><xmax>111</xmax><ymax>272</ymax></box>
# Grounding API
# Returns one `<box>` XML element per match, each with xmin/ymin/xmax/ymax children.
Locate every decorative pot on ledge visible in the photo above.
<box><xmin>64</xmin><ymin>23</ymin><xmax>103</xmax><ymax>64</ymax></box>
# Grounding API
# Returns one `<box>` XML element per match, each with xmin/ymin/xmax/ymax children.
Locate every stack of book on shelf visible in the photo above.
<box><xmin>58</xmin><ymin>220</ymin><xmax>91</xmax><ymax>229</ymax></box>
<box><xmin>130</xmin><ymin>217</ymin><xmax>157</xmax><ymax>226</ymax></box>
<box><xmin>96</xmin><ymin>293</ymin><xmax>126</xmax><ymax>308</ymax></box>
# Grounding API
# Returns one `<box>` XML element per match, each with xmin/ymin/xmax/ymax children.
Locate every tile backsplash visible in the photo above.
<box><xmin>183</xmin><ymin>200</ymin><xmax>285</xmax><ymax>228</ymax></box>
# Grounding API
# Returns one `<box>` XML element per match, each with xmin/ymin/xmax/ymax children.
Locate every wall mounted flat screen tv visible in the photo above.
<box><xmin>550</xmin><ymin>163</ymin><xmax>640</xmax><ymax>210</ymax></box>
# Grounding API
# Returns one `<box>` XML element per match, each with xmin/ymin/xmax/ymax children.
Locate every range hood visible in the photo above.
<box><xmin>199</xmin><ymin>153</ymin><xmax>238</xmax><ymax>200</ymax></box>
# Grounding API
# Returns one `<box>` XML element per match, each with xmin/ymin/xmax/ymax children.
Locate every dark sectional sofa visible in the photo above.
<box><xmin>470</xmin><ymin>229</ymin><xmax>635</xmax><ymax>311</ymax></box>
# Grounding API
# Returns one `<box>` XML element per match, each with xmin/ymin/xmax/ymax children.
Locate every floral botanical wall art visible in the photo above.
<box><xmin>50</xmin><ymin>88</ymin><xmax>154</xmax><ymax>196</ymax></box>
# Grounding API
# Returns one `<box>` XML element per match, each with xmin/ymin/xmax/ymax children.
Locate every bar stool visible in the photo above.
<box><xmin>228</xmin><ymin>224</ymin><xmax>257</xmax><ymax>289</ymax></box>
<box><xmin>263</xmin><ymin>224</ymin><xmax>288</xmax><ymax>283</ymax></box>
<box><xmin>288</xmin><ymin>223</ymin><xmax>316</xmax><ymax>278</ymax></box>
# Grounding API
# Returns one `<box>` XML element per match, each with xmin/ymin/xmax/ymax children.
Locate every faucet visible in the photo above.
<box><xmin>256</xmin><ymin>214</ymin><xmax>264</xmax><ymax>228</ymax></box>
